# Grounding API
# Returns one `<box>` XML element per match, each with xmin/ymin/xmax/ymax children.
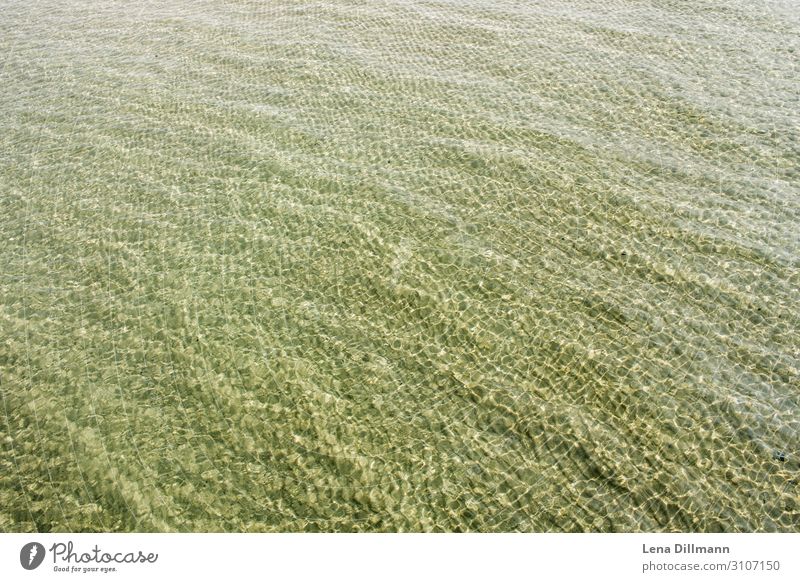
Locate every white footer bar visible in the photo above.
<box><xmin>2</xmin><ymin>533</ymin><xmax>797</xmax><ymax>581</ymax></box>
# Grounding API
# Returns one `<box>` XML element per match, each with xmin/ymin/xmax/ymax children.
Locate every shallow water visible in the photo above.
<box><xmin>1</xmin><ymin>0</ymin><xmax>798</xmax><ymax>532</ymax></box>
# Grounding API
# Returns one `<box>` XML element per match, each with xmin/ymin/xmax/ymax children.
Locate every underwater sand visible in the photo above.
<box><xmin>1</xmin><ymin>0</ymin><xmax>799</xmax><ymax>531</ymax></box>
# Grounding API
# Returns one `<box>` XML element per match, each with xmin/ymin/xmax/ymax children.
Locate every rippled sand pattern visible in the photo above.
<box><xmin>1</xmin><ymin>0</ymin><xmax>799</xmax><ymax>532</ymax></box>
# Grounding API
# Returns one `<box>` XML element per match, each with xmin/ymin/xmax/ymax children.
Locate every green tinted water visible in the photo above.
<box><xmin>1</xmin><ymin>0</ymin><xmax>798</xmax><ymax>532</ymax></box>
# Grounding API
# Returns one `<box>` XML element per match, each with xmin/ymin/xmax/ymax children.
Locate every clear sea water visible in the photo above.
<box><xmin>1</xmin><ymin>0</ymin><xmax>798</xmax><ymax>532</ymax></box>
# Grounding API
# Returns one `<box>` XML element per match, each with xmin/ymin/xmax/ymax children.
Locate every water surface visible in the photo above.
<box><xmin>1</xmin><ymin>0</ymin><xmax>798</xmax><ymax>531</ymax></box>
